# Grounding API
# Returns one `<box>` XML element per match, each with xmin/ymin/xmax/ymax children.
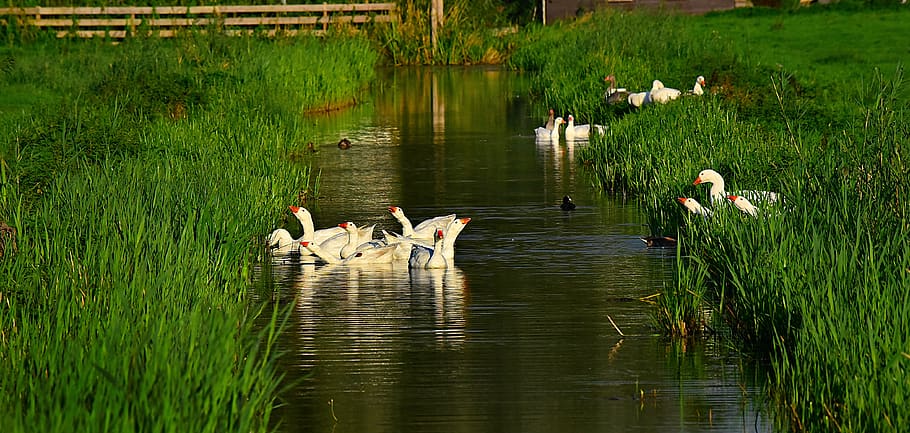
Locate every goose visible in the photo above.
<box><xmin>338</xmin><ymin>221</ymin><xmax>377</xmax><ymax>259</ymax></box>
<box><xmin>301</xmin><ymin>240</ymin><xmax>398</xmax><ymax>265</ymax></box>
<box><xmin>652</xmin><ymin>76</ymin><xmax>706</xmax><ymax>104</ymax></box>
<box><xmin>693</xmin><ymin>169</ymin><xmax>780</xmax><ymax>205</ymax></box>
<box><xmin>604</xmin><ymin>75</ymin><xmax>629</xmax><ymax>104</ymax></box>
<box><xmin>565</xmin><ymin>115</ymin><xmax>605</xmax><ymax>139</ymax></box>
<box><xmin>388</xmin><ymin>206</ymin><xmax>456</xmax><ymax>241</ymax></box>
<box><xmin>393</xmin><ymin>216</ymin><xmax>470</xmax><ymax>262</ymax></box>
<box><xmin>676</xmin><ymin>197</ymin><xmax>713</xmax><ymax>216</ymax></box>
<box><xmin>288</xmin><ymin>206</ymin><xmax>344</xmax><ymax>243</ymax></box>
<box><xmin>560</xmin><ymin>195</ymin><xmax>576</xmax><ymax>211</ymax></box>
<box><xmin>649</xmin><ymin>81</ymin><xmax>682</xmax><ymax>104</ymax></box>
<box><xmin>627</xmin><ymin>91</ymin><xmax>649</xmax><ymax>108</ymax></box>
<box><xmin>687</xmin><ymin>76</ymin><xmax>706</xmax><ymax>96</ymax></box>
<box><xmin>440</xmin><ymin>217</ymin><xmax>471</xmax><ymax>261</ymax></box>
<box><xmin>535</xmin><ymin>117</ymin><xmax>564</xmax><ymax>140</ymax></box>
<box><xmin>266</xmin><ymin>229</ymin><xmax>300</xmax><ymax>254</ymax></box>
<box><xmin>565</xmin><ymin>115</ymin><xmax>592</xmax><ymax>140</ymax></box>
<box><xmin>727</xmin><ymin>195</ymin><xmax>760</xmax><ymax>217</ymax></box>
<box><xmin>409</xmin><ymin>229</ymin><xmax>447</xmax><ymax>269</ymax></box>
<box><xmin>545</xmin><ymin>109</ymin><xmax>555</xmax><ymax>131</ymax></box>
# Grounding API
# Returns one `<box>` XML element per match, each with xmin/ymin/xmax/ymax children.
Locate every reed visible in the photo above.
<box><xmin>520</xmin><ymin>6</ymin><xmax>910</xmax><ymax>431</ymax></box>
<box><xmin>0</xmin><ymin>34</ymin><xmax>376</xmax><ymax>431</ymax></box>
<box><xmin>371</xmin><ymin>0</ymin><xmax>514</xmax><ymax>65</ymax></box>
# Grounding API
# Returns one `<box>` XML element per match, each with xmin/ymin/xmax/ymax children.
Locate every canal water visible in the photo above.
<box><xmin>255</xmin><ymin>67</ymin><xmax>773</xmax><ymax>433</ymax></box>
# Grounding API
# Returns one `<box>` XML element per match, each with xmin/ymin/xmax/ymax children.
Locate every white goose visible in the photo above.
<box><xmin>565</xmin><ymin>115</ymin><xmax>606</xmax><ymax>140</ymax></box>
<box><xmin>409</xmin><ymin>229</ymin><xmax>447</xmax><ymax>269</ymax></box>
<box><xmin>688</xmin><ymin>76</ymin><xmax>707</xmax><ymax>96</ymax></box>
<box><xmin>535</xmin><ymin>117</ymin><xmax>564</xmax><ymax>140</ymax></box>
<box><xmin>727</xmin><ymin>195</ymin><xmax>760</xmax><ymax>217</ymax></box>
<box><xmin>301</xmin><ymin>240</ymin><xmax>398</xmax><ymax>265</ymax></box>
<box><xmin>338</xmin><ymin>221</ymin><xmax>379</xmax><ymax>259</ymax></box>
<box><xmin>627</xmin><ymin>91</ymin><xmax>649</xmax><ymax>108</ymax></box>
<box><xmin>288</xmin><ymin>205</ymin><xmax>344</xmax><ymax>243</ymax></box>
<box><xmin>649</xmin><ymin>80</ymin><xmax>681</xmax><ymax>104</ymax></box>
<box><xmin>388</xmin><ymin>206</ymin><xmax>456</xmax><ymax>241</ymax></box>
<box><xmin>676</xmin><ymin>197</ymin><xmax>713</xmax><ymax>217</ymax></box>
<box><xmin>693</xmin><ymin>169</ymin><xmax>780</xmax><ymax>205</ymax></box>
<box><xmin>266</xmin><ymin>229</ymin><xmax>300</xmax><ymax>254</ymax></box>
<box><xmin>440</xmin><ymin>217</ymin><xmax>471</xmax><ymax>261</ymax></box>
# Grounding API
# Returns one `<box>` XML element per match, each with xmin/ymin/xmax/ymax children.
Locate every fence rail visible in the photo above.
<box><xmin>0</xmin><ymin>3</ymin><xmax>397</xmax><ymax>38</ymax></box>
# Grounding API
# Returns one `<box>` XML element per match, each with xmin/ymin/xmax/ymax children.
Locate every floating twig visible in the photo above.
<box><xmin>328</xmin><ymin>398</ymin><xmax>338</xmax><ymax>422</ymax></box>
<box><xmin>607</xmin><ymin>315</ymin><xmax>625</xmax><ymax>337</ymax></box>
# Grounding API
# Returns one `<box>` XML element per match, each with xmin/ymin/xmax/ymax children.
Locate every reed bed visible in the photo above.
<box><xmin>0</xmin><ymin>34</ymin><xmax>375</xmax><ymax>431</ymax></box>
<box><xmin>507</xmin><ymin>5</ymin><xmax>910</xmax><ymax>432</ymax></box>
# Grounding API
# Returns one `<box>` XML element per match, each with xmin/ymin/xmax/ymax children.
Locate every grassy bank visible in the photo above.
<box><xmin>0</xmin><ymin>34</ymin><xmax>377</xmax><ymax>431</ymax></box>
<box><xmin>507</xmin><ymin>5</ymin><xmax>909</xmax><ymax>432</ymax></box>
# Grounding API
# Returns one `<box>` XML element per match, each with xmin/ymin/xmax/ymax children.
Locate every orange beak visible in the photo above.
<box><xmin>676</xmin><ymin>198</ymin><xmax>687</xmax><ymax>204</ymax></box>
<box><xmin>339</xmin><ymin>222</ymin><xmax>348</xmax><ymax>228</ymax></box>
<box><xmin>388</xmin><ymin>206</ymin><xmax>398</xmax><ymax>213</ymax></box>
<box><xmin>693</xmin><ymin>176</ymin><xmax>703</xmax><ymax>185</ymax></box>
<box><xmin>300</xmin><ymin>241</ymin><xmax>309</xmax><ymax>246</ymax></box>
<box><xmin>460</xmin><ymin>217</ymin><xmax>472</xmax><ymax>224</ymax></box>
<box><xmin>727</xmin><ymin>195</ymin><xmax>739</xmax><ymax>201</ymax></box>
<box><xmin>289</xmin><ymin>205</ymin><xmax>300</xmax><ymax>213</ymax></box>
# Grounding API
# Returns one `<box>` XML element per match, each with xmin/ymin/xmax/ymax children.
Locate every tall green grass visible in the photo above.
<box><xmin>546</xmin><ymin>6</ymin><xmax>909</xmax><ymax>431</ymax></box>
<box><xmin>372</xmin><ymin>0</ymin><xmax>516</xmax><ymax>65</ymax></box>
<box><xmin>0</xmin><ymin>34</ymin><xmax>376</xmax><ymax>431</ymax></box>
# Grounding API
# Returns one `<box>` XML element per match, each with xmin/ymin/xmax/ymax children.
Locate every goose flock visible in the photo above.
<box><xmin>678</xmin><ymin>169</ymin><xmax>780</xmax><ymax>217</ymax></box>
<box><xmin>606</xmin><ymin>75</ymin><xmax>706</xmax><ymax>109</ymax></box>
<box><xmin>537</xmin><ymin>113</ymin><xmax>605</xmax><ymax>141</ymax></box>
<box><xmin>536</xmin><ymin>74</ymin><xmax>705</xmax><ymax>139</ymax></box>
<box><xmin>267</xmin><ymin>205</ymin><xmax>470</xmax><ymax>269</ymax></box>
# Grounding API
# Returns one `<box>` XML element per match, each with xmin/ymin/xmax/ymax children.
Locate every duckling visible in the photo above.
<box><xmin>560</xmin><ymin>195</ymin><xmax>576</xmax><ymax>211</ymax></box>
<box><xmin>337</xmin><ymin>138</ymin><xmax>352</xmax><ymax>150</ymax></box>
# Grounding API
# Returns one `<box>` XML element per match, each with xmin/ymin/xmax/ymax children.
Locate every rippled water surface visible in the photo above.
<box><xmin>253</xmin><ymin>67</ymin><xmax>772</xmax><ymax>433</ymax></box>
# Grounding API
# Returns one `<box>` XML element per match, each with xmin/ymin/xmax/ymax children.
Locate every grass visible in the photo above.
<box><xmin>517</xmin><ymin>6</ymin><xmax>909</xmax><ymax>432</ymax></box>
<box><xmin>0</xmin><ymin>33</ymin><xmax>376</xmax><ymax>432</ymax></box>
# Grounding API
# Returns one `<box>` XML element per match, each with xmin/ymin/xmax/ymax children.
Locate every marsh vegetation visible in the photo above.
<box><xmin>1</xmin><ymin>2</ymin><xmax>908</xmax><ymax>432</ymax></box>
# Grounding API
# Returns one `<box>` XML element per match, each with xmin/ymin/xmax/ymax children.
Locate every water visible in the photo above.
<box><xmin>255</xmin><ymin>67</ymin><xmax>773</xmax><ymax>433</ymax></box>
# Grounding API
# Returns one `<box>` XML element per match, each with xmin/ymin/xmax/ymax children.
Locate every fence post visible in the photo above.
<box><xmin>430</xmin><ymin>0</ymin><xmax>443</xmax><ymax>54</ymax></box>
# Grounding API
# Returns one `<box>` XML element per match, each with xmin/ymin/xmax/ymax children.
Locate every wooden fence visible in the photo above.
<box><xmin>0</xmin><ymin>3</ymin><xmax>397</xmax><ymax>38</ymax></box>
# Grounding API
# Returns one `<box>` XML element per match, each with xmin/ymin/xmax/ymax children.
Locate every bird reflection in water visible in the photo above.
<box><xmin>409</xmin><ymin>266</ymin><xmax>469</xmax><ymax>349</ymax></box>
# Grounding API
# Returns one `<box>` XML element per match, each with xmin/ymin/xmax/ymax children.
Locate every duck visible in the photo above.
<box><xmin>641</xmin><ymin>236</ymin><xmax>677</xmax><ymax>248</ymax></box>
<box><xmin>337</xmin><ymin>138</ymin><xmax>351</xmax><ymax>149</ymax></box>
<box><xmin>409</xmin><ymin>229</ymin><xmax>447</xmax><ymax>269</ymax></box>
<box><xmin>727</xmin><ymin>195</ymin><xmax>760</xmax><ymax>217</ymax></box>
<box><xmin>693</xmin><ymin>169</ymin><xmax>780</xmax><ymax>205</ymax></box>
<box><xmin>560</xmin><ymin>195</ymin><xmax>576</xmax><ymax>211</ymax></box>
<box><xmin>388</xmin><ymin>206</ymin><xmax>456</xmax><ymax>241</ymax></box>
<box><xmin>535</xmin><ymin>117</ymin><xmax>564</xmax><ymax>140</ymax></box>
<box><xmin>676</xmin><ymin>197</ymin><xmax>712</xmax><ymax>216</ymax></box>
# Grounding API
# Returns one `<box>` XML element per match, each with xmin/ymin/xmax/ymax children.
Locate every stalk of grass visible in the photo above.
<box><xmin>0</xmin><ymin>32</ymin><xmax>378</xmax><ymax>432</ymax></box>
